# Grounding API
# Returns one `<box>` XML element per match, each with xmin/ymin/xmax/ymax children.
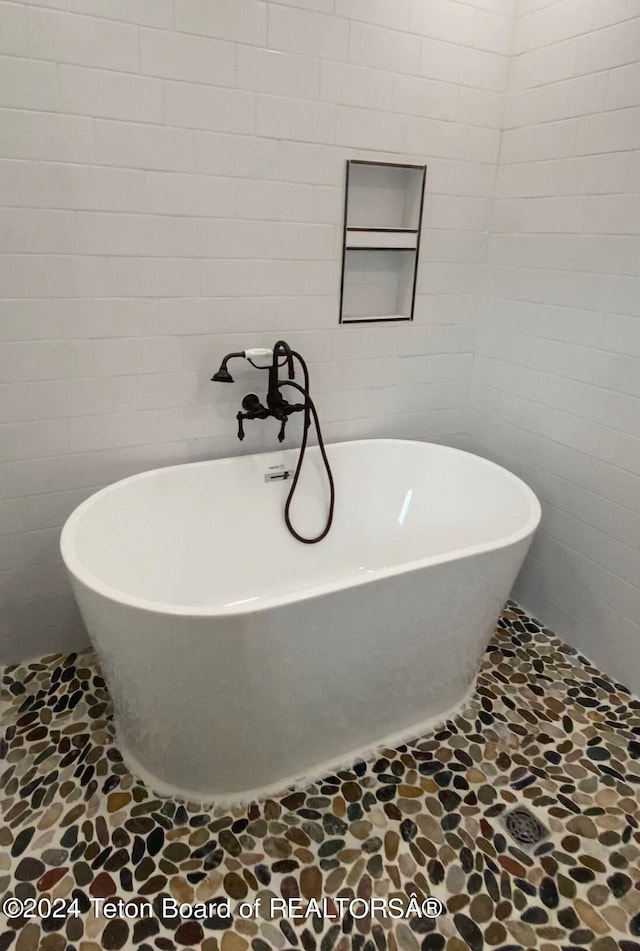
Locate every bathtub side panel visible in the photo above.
<box><xmin>66</xmin><ymin>534</ymin><xmax>531</xmax><ymax>798</ymax></box>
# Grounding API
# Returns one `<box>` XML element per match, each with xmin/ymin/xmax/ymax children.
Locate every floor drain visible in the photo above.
<box><xmin>500</xmin><ymin>805</ymin><xmax>550</xmax><ymax>850</ymax></box>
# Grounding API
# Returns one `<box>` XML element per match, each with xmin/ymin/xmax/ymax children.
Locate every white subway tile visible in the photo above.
<box><xmin>0</xmin><ymin>255</ymin><xmax>108</xmax><ymax>298</ymax></box>
<box><xmin>271</xmin><ymin>0</ymin><xmax>333</xmax><ymax>11</ymax></box>
<box><xmin>500</xmin><ymin>119</ymin><xmax>578</xmax><ymax>163</ymax></box>
<box><xmin>581</xmin><ymin>195</ymin><xmax>640</xmax><ymax>236</ymax></box>
<box><xmin>626</xmin><ymin>152</ymin><xmax>640</xmax><ymax>192</ymax></box>
<box><xmin>336</xmin><ymin>0</ymin><xmax>411</xmax><ymax>31</ymax></box>
<box><xmin>28</xmin><ymin>7</ymin><xmax>140</xmax><ymax>71</ymax></box>
<box><xmin>173</xmin><ymin>217</ymin><xmax>337</xmax><ymax>259</ymax></box>
<box><xmin>0</xmin><ymin>55</ymin><xmax>59</xmax><ymax>111</ymax></box>
<box><xmin>335</xmin><ymin>106</ymin><xmax>406</xmax><ymax>151</ymax></box>
<box><xmin>616</xmin><ymin>431</ymin><xmax>640</xmax><ymax>476</ymax></box>
<box><xmin>322</xmin><ymin>62</ymin><xmax>395</xmax><ymax>112</ymax></box>
<box><xmin>0</xmin><ymin>208</ymin><xmax>78</xmax><ymax>253</ymax></box>
<box><xmin>409</xmin><ymin>0</ymin><xmax>474</xmax><ymax>45</ymax></box>
<box><xmin>11</xmin><ymin>0</ymin><xmax>67</xmax><ymax>7</ymax></box>
<box><xmin>58</xmin><ymin>65</ymin><xmax>165</xmax><ymax>123</ymax></box>
<box><xmin>551</xmin><ymin>411</ymin><xmax>618</xmax><ymax>464</ymax></box>
<box><xmin>510</xmin><ymin>38</ymin><xmax>580</xmax><ymax>90</ymax></box>
<box><xmin>0</xmin><ymin>110</ymin><xmax>95</xmax><ymax>163</ymax></box>
<box><xmin>394</xmin><ymin>74</ymin><xmax>459</xmax><ymax>121</ymax></box>
<box><xmin>575</xmin><ymin>106</ymin><xmax>640</xmax><ymax>155</ymax></box>
<box><xmin>312</xmin><ymin>388</ymin><xmax>371</xmax><ymax>422</ymax></box>
<box><xmin>593</xmin><ymin>0</ymin><xmax>640</xmax><ymax>28</ymax></box>
<box><xmin>481</xmin><ymin>52</ymin><xmax>510</xmax><ymax>92</ymax></box>
<box><xmin>518</xmin><ymin>0</ymin><xmax>594</xmax><ymax>50</ymax></box>
<box><xmin>0</xmin><ymin>488</ymin><xmax>102</xmax><ymax>536</ymax></box>
<box><xmin>45</xmin><ymin>298</ymin><xmax>158</xmax><ymax>340</ymax></box>
<box><xmin>425</xmin><ymin>158</ymin><xmax>496</xmax><ymax>198</ymax></box>
<box><xmin>208</xmin><ymin>295</ymin><xmax>334</xmax><ymax>334</ymax></box>
<box><xmin>256</xmin><ymin>94</ymin><xmax>336</xmax><ymax>143</ymax></box>
<box><xmin>503</xmin><ymin>73</ymin><xmax>608</xmax><ymax>129</ymax></box>
<box><xmin>268</xmin><ymin>5</ymin><xmax>349</xmax><ymax>59</ymax></box>
<box><xmin>491</xmin><ymin>195</ymin><xmax>586</xmax><ymax>233</ymax></box>
<box><xmin>0</xmin><ymin>379</ymin><xmax>112</xmax><ymax>422</ymax></box>
<box><xmin>278</xmin><ymin>141</ymin><xmax>343</xmax><ymax>185</ymax></box>
<box><xmin>238</xmin><ymin>46</ymin><xmax>320</xmax><ymax>99</ymax></box>
<box><xmin>0</xmin><ymin>340</ymin><xmax>94</xmax><ymax>382</ymax></box>
<box><xmin>94</xmin><ymin>119</ymin><xmax>193</xmax><ymax>171</ymax></box>
<box><xmin>201</xmin><ymin>259</ymin><xmax>337</xmax><ymax>297</ymax></box>
<box><xmin>193</xmin><ymin>132</ymin><xmax>279</xmax><ymax>179</ymax></box>
<box><xmin>0</xmin><ymin>159</ymin><xmax>41</xmax><ymax>206</ymax></box>
<box><xmin>3</xmin><ymin>593</ymin><xmax>86</xmax><ymax>659</ymax></box>
<box><xmin>465</xmin><ymin>126</ymin><xmax>502</xmax><ymax>163</ymax></box>
<box><xmin>496</xmin><ymin>153</ymin><xmax>632</xmax><ymax>199</ymax></box>
<box><xmin>92</xmin><ymin>337</ymin><xmax>183</xmax><ymax>376</ymax></box>
<box><xmin>145</xmin><ymin>171</ymin><xmax>235</xmax><ymax>217</ymax></box>
<box><xmin>397</xmin><ymin>352</ymin><xmax>474</xmax><ymax>384</ymax></box>
<box><xmin>369</xmin><ymin>381</ymin><xmax>467</xmax><ymax>415</ymax></box>
<box><xmin>578</xmin><ymin>16</ymin><xmax>640</xmax><ymax>73</ymax></box>
<box><xmin>425</xmin><ymin>195</ymin><xmax>492</xmax><ymax>230</ymax></box>
<box><xmin>0</xmin><ymin>527</ymin><xmax>61</xmax><ymax>572</ymax></box>
<box><xmin>419</xmin><ymin>37</ymin><xmax>484</xmax><ymax>86</ymax></box>
<box><xmin>165</xmin><ymin>82</ymin><xmax>255</xmax><ymax>134</ymax></box>
<box><xmin>0</xmin><ymin>419</ymin><xmax>69</xmax><ymax>461</ymax></box>
<box><xmin>0</xmin><ymin>562</ymin><xmax>71</xmax><ymax>602</ymax></box>
<box><xmin>349</xmin><ymin>21</ymin><xmax>421</xmax><ymax>74</ymax></box>
<box><xmin>38</xmin><ymin>163</ymin><xmax>147</xmax><ymax>212</ymax></box>
<box><xmin>405</xmin><ymin>116</ymin><xmax>468</xmax><ymax>159</ymax></box>
<box><xmin>0</xmin><ymin>2</ymin><xmax>29</xmax><ymax>55</ymax></box>
<box><xmin>107</xmin><ymin>257</ymin><xmax>201</xmax><ymax>297</ymax></box>
<box><xmin>99</xmin><ymin>441</ymin><xmax>189</xmax><ymax>483</ymax></box>
<box><xmin>111</xmin><ymin>372</ymin><xmax>199</xmax><ymax>411</ymax></box>
<box><xmin>175</xmin><ymin>0</ymin><xmax>267</xmax><ymax>45</ymax></box>
<box><xmin>473</xmin><ymin>9</ymin><xmax>514</xmax><ymax>54</ymax></box>
<box><xmin>606</xmin><ymin>61</ymin><xmax>640</xmax><ymax>110</ymax></box>
<box><xmin>468</xmin><ymin>0</ymin><xmax>513</xmax><ymax>12</ymax></box>
<box><xmin>489</xmin><ymin>232</ymin><xmax>640</xmax><ymax>276</ymax></box>
<box><xmin>65</xmin><ymin>0</ymin><xmax>174</xmax><ymax>28</ymax></box>
<box><xmin>75</xmin><ymin>211</ymin><xmax>177</xmax><ymax>256</ymax></box>
<box><xmin>457</xmin><ymin>87</ymin><xmax>504</xmax><ymax>128</ymax></box>
<box><xmin>68</xmin><ymin>410</ymin><xmax>160</xmax><ymax>452</ymax></box>
<box><xmin>141</xmin><ymin>28</ymin><xmax>236</xmax><ymax>86</ymax></box>
<box><xmin>235</xmin><ymin>180</ymin><xmax>341</xmax><ymax>223</ymax></box>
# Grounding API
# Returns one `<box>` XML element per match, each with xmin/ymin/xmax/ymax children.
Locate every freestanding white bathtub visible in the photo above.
<box><xmin>60</xmin><ymin>439</ymin><xmax>540</xmax><ymax>801</ymax></box>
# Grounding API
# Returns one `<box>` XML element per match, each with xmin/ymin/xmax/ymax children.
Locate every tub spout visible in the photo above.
<box><xmin>211</xmin><ymin>351</ymin><xmax>246</xmax><ymax>383</ymax></box>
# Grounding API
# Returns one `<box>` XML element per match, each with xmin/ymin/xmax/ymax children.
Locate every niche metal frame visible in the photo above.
<box><xmin>339</xmin><ymin>159</ymin><xmax>427</xmax><ymax>325</ymax></box>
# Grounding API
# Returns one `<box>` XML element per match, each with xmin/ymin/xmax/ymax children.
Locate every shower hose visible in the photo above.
<box><xmin>272</xmin><ymin>347</ymin><xmax>335</xmax><ymax>545</ymax></box>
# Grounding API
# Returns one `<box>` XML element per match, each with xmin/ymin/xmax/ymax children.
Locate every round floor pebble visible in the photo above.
<box><xmin>1</xmin><ymin>602</ymin><xmax>638</xmax><ymax>950</ymax></box>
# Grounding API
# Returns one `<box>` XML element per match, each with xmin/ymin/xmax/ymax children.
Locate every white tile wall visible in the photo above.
<box><xmin>0</xmin><ymin>0</ymin><xmax>506</xmax><ymax>663</ymax></box>
<box><xmin>472</xmin><ymin>0</ymin><xmax>640</xmax><ymax>690</ymax></box>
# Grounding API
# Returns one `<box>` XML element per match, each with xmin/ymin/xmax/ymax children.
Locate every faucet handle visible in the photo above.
<box><xmin>236</xmin><ymin>413</ymin><xmax>245</xmax><ymax>441</ymax></box>
<box><xmin>241</xmin><ymin>393</ymin><xmax>263</xmax><ymax>412</ymax></box>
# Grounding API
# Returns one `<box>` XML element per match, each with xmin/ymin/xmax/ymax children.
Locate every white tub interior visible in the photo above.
<box><xmin>65</xmin><ymin>440</ymin><xmax>539</xmax><ymax>613</ymax></box>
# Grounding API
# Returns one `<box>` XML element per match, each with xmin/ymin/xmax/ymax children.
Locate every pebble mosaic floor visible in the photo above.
<box><xmin>1</xmin><ymin>601</ymin><xmax>640</xmax><ymax>951</ymax></box>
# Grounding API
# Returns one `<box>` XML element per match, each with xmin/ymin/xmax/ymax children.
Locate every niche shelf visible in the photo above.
<box><xmin>339</xmin><ymin>160</ymin><xmax>426</xmax><ymax>324</ymax></box>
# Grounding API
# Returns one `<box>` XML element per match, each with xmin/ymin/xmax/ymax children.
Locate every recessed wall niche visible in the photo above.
<box><xmin>339</xmin><ymin>160</ymin><xmax>426</xmax><ymax>324</ymax></box>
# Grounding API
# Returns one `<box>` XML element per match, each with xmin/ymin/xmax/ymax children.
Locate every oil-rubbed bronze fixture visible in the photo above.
<box><xmin>211</xmin><ymin>340</ymin><xmax>335</xmax><ymax>544</ymax></box>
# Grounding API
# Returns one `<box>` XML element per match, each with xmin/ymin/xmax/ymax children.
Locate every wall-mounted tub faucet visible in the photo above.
<box><xmin>211</xmin><ymin>344</ymin><xmax>306</xmax><ymax>442</ymax></box>
<box><xmin>211</xmin><ymin>340</ymin><xmax>335</xmax><ymax>544</ymax></box>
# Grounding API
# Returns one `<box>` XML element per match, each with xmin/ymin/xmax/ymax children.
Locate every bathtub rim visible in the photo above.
<box><xmin>60</xmin><ymin>438</ymin><xmax>541</xmax><ymax>619</ymax></box>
